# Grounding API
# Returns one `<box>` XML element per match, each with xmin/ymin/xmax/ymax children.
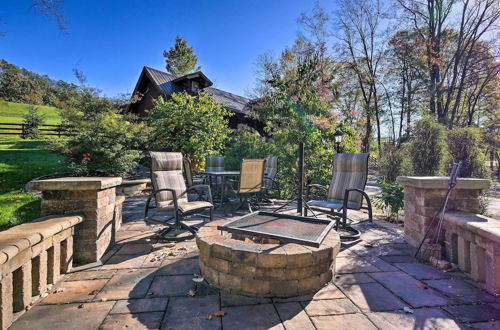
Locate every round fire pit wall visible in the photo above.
<box><xmin>196</xmin><ymin>220</ymin><xmax>341</xmax><ymax>298</ymax></box>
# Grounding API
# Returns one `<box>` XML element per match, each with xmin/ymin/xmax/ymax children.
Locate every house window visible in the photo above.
<box><xmin>191</xmin><ymin>81</ymin><xmax>200</xmax><ymax>93</ymax></box>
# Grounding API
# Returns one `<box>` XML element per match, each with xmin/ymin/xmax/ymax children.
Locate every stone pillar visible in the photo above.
<box><xmin>30</xmin><ymin>177</ymin><xmax>122</xmax><ymax>265</ymax></box>
<box><xmin>396</xmin><ymin>176</ymin><xmax>490</xmax><ymax>248</ymax></box>
<box><xmin>0</xmin><ymin>273</ymin><xmax>13</xmax><ymax>330</ymax></box>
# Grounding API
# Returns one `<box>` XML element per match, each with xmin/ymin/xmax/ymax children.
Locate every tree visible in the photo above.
<box><xmin>163</xmin><ymin>36</ymin><xmax>201</xmax><ymax>76</ymax></box>
<box><xmin>251</xmin><ymin>5</ymin><xmax>360</xmax><ymax>195</ymax></box>
<box><xmin>1</xmin><ymin>1</ymin><xmax>67</xmax><ymax>35</ymax></box>
<box><xmin>396</xmin><ymin>0</ymin><xmax>499</xmax><ymax>126</ymax></box>
<box><xmin>49</xmin><ymin>71</ymin><xmax>147</xmax><ymax>176</ymax></box>
<box><xmin>333</xmin><ymin>0</ymin><xmax>386</xmax><ymax>153</ymax></box>
<box><xmin>146</xmin><ymin>91</ymin><xmax>232</xmax><ymax>170</ymax></box>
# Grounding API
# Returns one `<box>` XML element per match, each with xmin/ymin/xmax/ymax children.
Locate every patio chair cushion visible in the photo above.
<box><xmin>264</xmin><ymin>156</ymin><xmax>278</xmax><ymax>189</ymax></box>
<box><xmin>327</xmin><ymin>153</ymin><xmax>369</xmax><ymax>209</ymax></box>
<box><xmin>150</xmin><ymin>152</ymin><xmax>188</xmax><ymax>206</ymax></box>
<box><xmin>151</xmin><ymin>151</ymin><xmax>183</xmax><ymax>172</ymax></box>
<box><xmin>158</xmin><ymin>200</ymin><xmax>212</xmax><ymax>213</ymax></box>
<box><xmin>308</xmin><ymin>199</ymin><xmax>362</xmax><ymax>211</ymax></box>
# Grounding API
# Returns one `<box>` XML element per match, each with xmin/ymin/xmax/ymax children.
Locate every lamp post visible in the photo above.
<box><xmin>334</xmin><ymin>129</ymin><xmax>344</xmax><ymax>154</ymax></box>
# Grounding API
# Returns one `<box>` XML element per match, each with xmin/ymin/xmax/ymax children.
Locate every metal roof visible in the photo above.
<box><xmin>143</xmin><ymin>67</ymin><xmax>251</xmax><ymax>113</ymax></box>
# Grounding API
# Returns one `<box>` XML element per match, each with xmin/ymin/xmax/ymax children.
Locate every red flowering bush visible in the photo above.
<box><xmin>47</xmin><ymin>80</ymin><xmax>149</xmax><ymax>176</ymax></box>
<box><xmin>62</xmin><ymin>148</ymin><xmax>93</xmax><ymax>175</ymax></box>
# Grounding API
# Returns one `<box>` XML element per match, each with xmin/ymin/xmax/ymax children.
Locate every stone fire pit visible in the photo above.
<box><xmin>196</xmin><ymin>219</ymin><xmax>340</xmax><ymax>297</ymax></box>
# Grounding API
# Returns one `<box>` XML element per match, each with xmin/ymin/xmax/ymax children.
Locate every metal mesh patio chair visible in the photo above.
<box><xmin>235</xmin><ymin>159</ymin><xmax>266</xmax><ymax>213</ymax></box>
<box><xmin>205</xmin><ymin>155</ymin><xmax>225</xmax><ymax>186</ymax></box>
<box><xmin>183</xmin><ymin>157</ymin><xmax>206</xmax><ymax>200</ymax></box>
<box><xmin>262</xmin><ymin>156</ymin><xmax>280</xmax><ymax>203</ymax></box>
<box><xmin>144</xmin><ymin>151</ymin><xmax>213</xmax><ymax>241</ymax></box>
<box><xmin>305</xmin><ymin>153</ymin><xmax>372</xmax><ymax>231</ymax></box>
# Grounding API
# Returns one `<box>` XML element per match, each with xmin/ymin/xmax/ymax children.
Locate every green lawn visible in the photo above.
<box><xmin>0</xmin><ymin>136</ymin><xmax>66</xmax><ymax>230</ymax></box>
<box><xmin>0</xmin><ymin>100</ymin><xmax>61</xmax><ymax>125</ymax></box>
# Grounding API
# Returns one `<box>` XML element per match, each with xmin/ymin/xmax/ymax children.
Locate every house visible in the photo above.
<box><xmin>125</xmin><ymin>66</ymin><xmax>263</xmax><ymax>132</ymax></box>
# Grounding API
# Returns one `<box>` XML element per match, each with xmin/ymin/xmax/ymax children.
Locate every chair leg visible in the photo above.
<box><xmin>342</xmin><ymin>207</ymin><xmax>348</xmax><ymax>229</ymax></box>
<box><xmin>209</xmin><ymin>207</ymin><xmax>213</xmax><ymax>222</ymax></box>
<box><xmin>366</xmin><ymin>196</ymin><xmax>373</xmax><ymax>222</ymax></box>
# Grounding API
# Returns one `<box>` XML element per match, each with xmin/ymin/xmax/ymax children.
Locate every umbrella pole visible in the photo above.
<box><xmin>297</xmin><ymin>142</ymin><xmax>304</xmax><ymax>215</ymax></box>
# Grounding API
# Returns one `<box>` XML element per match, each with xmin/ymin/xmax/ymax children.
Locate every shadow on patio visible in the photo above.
<box><xmin>10</xmin><ymin>196</ymin><xmax>500</xmax><ymax>329</ymax></box>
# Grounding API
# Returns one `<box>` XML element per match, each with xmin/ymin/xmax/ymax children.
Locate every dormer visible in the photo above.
<box><xmin>172</xmin><ymin>71</ymin><xmax>213</xmax><ymax>94</ymax></box>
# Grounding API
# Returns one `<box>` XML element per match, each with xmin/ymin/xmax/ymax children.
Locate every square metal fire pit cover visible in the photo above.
<box><xmin>217</xmin><ymin>211</ymin><xmax>335</xmax><ymax>247</ymax></box>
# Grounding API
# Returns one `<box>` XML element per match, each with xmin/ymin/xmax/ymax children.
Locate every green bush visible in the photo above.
<box><xmin>408</xmin><ymin>117</ymin><xmax>446</xmax><ymax>176</ymax></box>
<box><xmin>48</xmin><ymin>86</ymin><xmax>147</xmax><ymax>176</ymax></box>
<box><xmin>224</xmin><ymin>126</ymin><xmax>267</xmax><ymax>170</ymax></box>
<box><xmin>146</xmin><ymin>91</ymin><xmax>232</xmax><ymax>171</ymax></box>
<box><xmin>373</xmin><ymin>180</ymin><xmax>404</xmax><ymax>222</ymax></box>
<box><xmin>22</xmin><ymin>105</ymin><xmax>46</xmax><ymax>139</ymax></box>
<box><xmin>378</xmin><ymin>144</ymin><xmax>411</xmax><ymax>182</ymax></box>
<box><xmin>446</xmin><ymin>127</ymin><xmax>490</xmax><ymax>178</ymax></box>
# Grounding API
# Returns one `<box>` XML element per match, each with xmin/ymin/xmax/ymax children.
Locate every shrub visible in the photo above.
<box><xmin>146</xmin><ymin>91</ymin><xmax>232</xmax><ymax>171</ymax></box>
<box><xmin>373</xmin><ymin>180</ymin><xmax>404</xmax><ymax>222</ymax></box>
<box><xmin>378</xmin><ymin>144</ymin><xmax>411</xmax><ymax>182</ymax></box>
<box><xmin>48</xmin><ymin>85</ymin><xmax>147</xmax><ymax>176</ymax></box>
<box><xmin>224</xmin><ymin>126</ymin><xmax>267</xmax><ymax>170</ymax></box>
<box><xmin>22</xmin><ymin>105</ymin><xmax>46</xmax><ymax>139</ymax></box>
<box><xmin>446</xmin><ymin>127</ymin><xmax>490</xmax><ymax>178</ymax></box>
<box><xmin>408</xmin><ymin>117</ymin><xmax>446</xmax><ymax>176</ymax></box>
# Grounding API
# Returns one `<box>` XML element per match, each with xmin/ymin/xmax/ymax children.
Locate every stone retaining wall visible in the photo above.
<box><xmin>397</xmin><ymin>176</ymin><xmax>499</xmax><ymax>294</ymax></box>
<box><xmin>0</xmin><ymin>215</ymin><xmax>82</xmax><ymax>329</ymax></box>
<box><xmin>397</xmin><ymin>176</ymin><xmax>490</xmax><ymax>248</ymax></box>
<box><xmin>196</xmin><ymin>220</ymin><xmax>340</xmax><ymax>298</ymax></box>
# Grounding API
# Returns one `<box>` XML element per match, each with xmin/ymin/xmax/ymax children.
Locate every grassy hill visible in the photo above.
<box><xmin>0</xmin><ymin>100</ymin><xmax>61</xmax><ymax>125</ymax></box>
<box><xmin>0</xmin><ymin>101</ymin><xmax>66</xmax><ymax>229</ymax></box>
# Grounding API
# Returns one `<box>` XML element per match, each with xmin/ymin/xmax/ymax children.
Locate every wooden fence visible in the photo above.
<box><xmin>0</xmin><ymin>123</ymin><xmax>72</xmax><ymax>138</ymax></box>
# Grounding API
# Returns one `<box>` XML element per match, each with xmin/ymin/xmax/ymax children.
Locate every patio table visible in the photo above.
<box><xmin>200</xmin><ymin>171</ymin><xmax>240</xmax><ymax>208</ymax></box>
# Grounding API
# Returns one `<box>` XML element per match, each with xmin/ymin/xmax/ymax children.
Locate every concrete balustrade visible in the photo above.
<box><xmin>396</xmin><ymin>176</ymin><xmax>490</xmax><ymax>248</ymax></box>
<box><xmin>443</xmin><ymin>212</ymin><xmax>500</xmax><ymax>295</ymax></box>
<box><xmin>0</xmin><ymin>177</ymin><xmax>126</xmax><ymax>329</ymax></box>
<box><xmin>0</xmin><ymin>215</ymin><xmax>82</xmax><ymax>329</ymax></box>
<box><xmin>397</xmin><ymin>176</ymin><xmax>498</xmax><ymax>294</ymax></box>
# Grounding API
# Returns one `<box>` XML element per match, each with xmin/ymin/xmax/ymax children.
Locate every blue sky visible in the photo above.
<box><xmin>1</xmin><ymin>0</ymin><xmax>337</xmax><ymax>98</ymax></box>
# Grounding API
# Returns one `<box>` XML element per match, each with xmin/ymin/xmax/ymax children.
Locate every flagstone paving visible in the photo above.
<box><xmin>10</xmin><ymin>196</ymin><xmax>500</xmax><ymax>329</ymax></box>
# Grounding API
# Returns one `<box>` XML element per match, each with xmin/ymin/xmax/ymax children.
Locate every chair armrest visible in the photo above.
<box><xmin>306</xmin><ymin>184</ymin><xmax>328</xmax><ymax>200</ymax></box>
<box><xmin>144</xmin><ymin>188</ymin><xmax>179</xmax><ymax>220</ymax></box>
<box><xmin>343</xmin><ymin>188</ymin><xmax>372</xmax><ymax>209</ymax></box>
<box><xmin>187</xmin><ymin>184</ymin><xmax>213</xmax><ymax>203</ymax></box>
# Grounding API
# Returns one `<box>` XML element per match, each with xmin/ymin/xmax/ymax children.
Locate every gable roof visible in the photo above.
<box><xmin>139</xmin><ymin>66</ymin><xmax>251</xmax><ymax>113</ymax></box>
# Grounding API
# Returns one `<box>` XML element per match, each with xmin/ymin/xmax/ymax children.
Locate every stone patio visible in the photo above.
<box><xmin>10</xmin><ymin>196</ymin><xmax>500</xmax><ymax>329</ymax></box>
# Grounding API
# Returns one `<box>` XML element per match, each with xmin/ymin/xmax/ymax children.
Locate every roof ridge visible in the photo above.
<box><xmin>205</xmin><ymin>86</ymin><xmax>250</xmax><ymax>100</ymax></box>
<box><xmin>144</xmin><ymin>66</ymin><xmax>177</xmax><ymax>78</ymax></box>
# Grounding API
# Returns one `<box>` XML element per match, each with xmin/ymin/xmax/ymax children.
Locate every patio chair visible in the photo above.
<box><xmin>183</xmin><ymin>157</ymin><xmax>206</xmax><ymax>200</ymax></box>
<box><xmin>204</xmin><ymin>155</ymin><xmax>225</xmax><ymax>186</ymax></box>
<box><xmin>262</xmin><ymin>156</ymin><xmax>280</xmax><ymax>203</ymax></box>
<box><xmin>305</xmin><ymin>153</ymin><xmax>373</xmax><ymax>232</ymax></box>
<box><xmin>234</xmin><ymin>159</ymin><xmax>266</xmax><ymax>212</ymax></box>
<box><xmin>144</xmin><ymin>151</ymin><xmax>213</xmax><ymax>241</ymax></box>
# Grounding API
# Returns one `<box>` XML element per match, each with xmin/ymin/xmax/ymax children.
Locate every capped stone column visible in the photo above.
<box><xmin>30</xmin><ymin>177</ymin><xmax>122</xmax><ymax>264</ymax></box>
<box><xmin>396</xmin><ymin>176</ymin><xmax>490</xmax><ymax>248</ymax></box>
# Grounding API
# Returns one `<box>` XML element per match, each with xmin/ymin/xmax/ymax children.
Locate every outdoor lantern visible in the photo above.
<box><xmin>334</xmin><ymin>129</ymin><xmax>344</xmax><ymax>153</ymax></box>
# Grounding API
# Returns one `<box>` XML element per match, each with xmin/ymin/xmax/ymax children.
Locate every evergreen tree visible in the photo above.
<box><xmin>163</xmin><ymin>35</ymin><xmax>200</xmax><ymax>76</ymax></box>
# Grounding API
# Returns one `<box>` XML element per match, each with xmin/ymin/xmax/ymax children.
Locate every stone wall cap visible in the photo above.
<box><xmin>444</xmin><ymin>211</ymin><xmax>500</xmax><ymax>244</ymax></box>
<box><xmin>30</xmin><ymin>177</ymin><xmax>122</xmax><ymax>191</ymax></box>
<box><xmin>121</xmin><ymin>178</ymin><xmax>150</xmax><ymax>185</ymax></box>
<box><xmin>396</xmin><ymin>176</ymin><xmax>490</xmax><ymax>190</ymax></box>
